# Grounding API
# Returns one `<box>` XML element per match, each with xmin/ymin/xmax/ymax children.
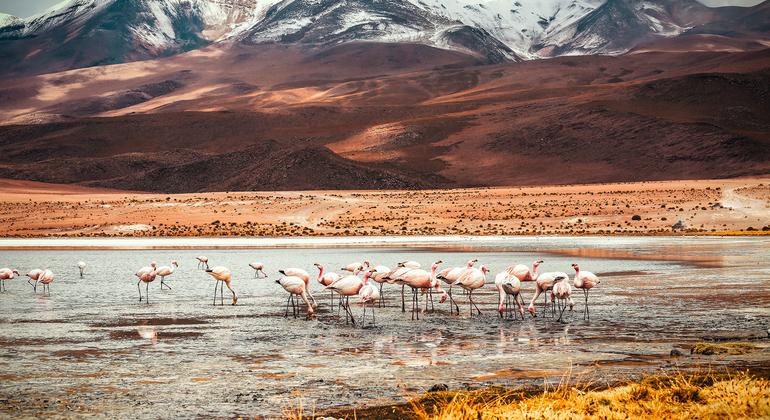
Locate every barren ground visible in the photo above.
<box><xmin>0</xmin><ymin>177</ymin><xmax>767</xmax><ymax>237</ymax></box>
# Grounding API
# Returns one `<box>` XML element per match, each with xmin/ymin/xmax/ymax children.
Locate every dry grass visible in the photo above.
<box><xmin>691</xmin><ymin>342</ymin><xmax>758</xmax><ymax>355</ymax></box>
<box><xmin>410</xmin><ymin>372</ymin><xmax>770</xmax><ymax>420</ymax></box>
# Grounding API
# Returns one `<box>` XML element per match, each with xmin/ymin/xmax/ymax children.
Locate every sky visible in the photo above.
<box><xmin>0</xmin><ymin>0</ymin><xmax>765</xmax><ymax>18</ymax></box>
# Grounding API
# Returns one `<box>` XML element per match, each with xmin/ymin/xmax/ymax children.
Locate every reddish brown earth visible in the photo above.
<box><xmin>0</xmin><ymin>43</ymin><xmax>768</xmax><ymax>192</ymax></box>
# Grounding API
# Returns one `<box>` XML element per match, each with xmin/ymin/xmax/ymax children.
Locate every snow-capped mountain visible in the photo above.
<box><xmin>0</xmin><ymin>0</ymin><xmax>766</xmax><ymax>76</ymax></box>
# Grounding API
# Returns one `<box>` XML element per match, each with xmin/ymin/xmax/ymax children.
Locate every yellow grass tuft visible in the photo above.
<box><xmin>409</xmin><ymin>372</ymin><xmax>770</xmax><ymax>420</ymax></box>
<box><xmin>691</xmin><ymin>342</ymin><xmax>758</xmax><ymax>355</ymax></box>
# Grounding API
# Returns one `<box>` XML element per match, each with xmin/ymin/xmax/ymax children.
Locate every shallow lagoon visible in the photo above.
<box><xmin>0</xmin><ymin>236</ymin><xmax>768</xmax><ymax>417</ymax></box>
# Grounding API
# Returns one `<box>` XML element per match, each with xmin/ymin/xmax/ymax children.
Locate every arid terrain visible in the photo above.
<box><xmin>0</xmin><ymin>43</ymin><xmax>769</xmax><ymax>192</ymax></box>
<box><xmin>0</xmin><ymin>177</ymin><xmax>766</xmax><ymax>237</ymax></box>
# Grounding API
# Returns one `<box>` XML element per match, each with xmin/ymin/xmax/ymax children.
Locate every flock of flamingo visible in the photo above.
<box><xmin>0</xmin><ymin>256</ymin><xmax>599</xmax><ymax>325</ymax></box>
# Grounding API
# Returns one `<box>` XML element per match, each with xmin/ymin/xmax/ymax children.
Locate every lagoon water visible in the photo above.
<box><xmin>0</xmin><ymin>236</ymin><xmax>768</xmax><ymax>417</ymax></box>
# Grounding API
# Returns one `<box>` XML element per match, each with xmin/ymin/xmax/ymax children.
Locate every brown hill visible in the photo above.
<box><xmin>0</xmin><ymin>43</ymin><xmax>768</xmax><ymax>192</ymax></box>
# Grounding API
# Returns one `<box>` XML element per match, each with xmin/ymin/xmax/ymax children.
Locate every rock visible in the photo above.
<box><xmin>428</xmin><ymin>383</ymin><xmax>449</xmax><ymax>392</ymax></box>
<box><xmin>670</xmin><ymin>349</ymin><xmax>684</xmax><ymax>357</ymax></box>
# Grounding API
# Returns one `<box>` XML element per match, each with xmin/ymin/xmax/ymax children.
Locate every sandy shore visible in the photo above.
<box><xmin>0</xmin><ymin>177</ymin><xmax>767</xmax><ymax>237</ymax></box>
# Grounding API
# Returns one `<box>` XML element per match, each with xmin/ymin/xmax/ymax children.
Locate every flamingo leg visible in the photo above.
<box><xmin>557</xmin><ymin>299</ymin><xmax>568</xmax><ymax>323</ymax></box>
<box><xmin>584</xmin><ymin>289</ymin><xmax>589</xmax><ymax>321</ymax></box>
<box><xmin>470</xmin><ymin>291</ymin><xmax>482</xmax><ymax>316</ymax></box>
<box><xmin>213</xmin><ymin>281</ymin><xmax>218</xmax><ymax>305</ymax></box>
<box><xmin>401</xmin><ymin>285</ymin><xmax>406</xmax><ymax>313</ymax></box>
<box><xmin>447</xmin><ymin>287</ymin><xmax>460</xmax><ymax>315</ymax></box>
<box><xmin>145</xmin><ymin>282</ymin><xmax>149</xmax><ymax>304</ymax></box>
<box><xmin>361</xmin><ymin>304</ymin><xmax>366</xmax><ymax>326</ymax></box>
<box><xmin>284</xmin><ymin>295</ymin><xmax>291</xmax><ymax>317</ymax></box>
<box><xmin>379</xmin><ymin>283</ymin><xmax>384</xmax><ymax>308</ymax></box>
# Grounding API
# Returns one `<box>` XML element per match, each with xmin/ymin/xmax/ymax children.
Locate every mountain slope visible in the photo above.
<box><xmin>0</xmin><ymin>0</ymin><xmax>260</xmax><ymax>76</ymax></box>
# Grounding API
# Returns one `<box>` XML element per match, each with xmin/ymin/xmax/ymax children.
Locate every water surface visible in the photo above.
<box><xmin>1</xmin><ymin>236</ymin><xmax>768</xmax><ymax>417</ymax></box>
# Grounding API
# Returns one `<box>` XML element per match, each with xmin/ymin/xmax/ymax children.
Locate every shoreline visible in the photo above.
<box><xmin>0</xmin><ymin>234</ymin><xmax>768</xmax><ymax>251</ymax></box>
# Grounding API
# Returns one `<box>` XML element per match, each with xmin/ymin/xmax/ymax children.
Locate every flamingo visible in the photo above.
<box><xmin>572</xmin><ymin>263</ymin><xmax>600</xmax><ymax>320</ymax></box>
<box><xmin>527</xmin><ymin>271</ymin><xmax>569</xmax><ymax>318</ymax></box>
<box><xmin>206</xmin><ymin>266</ymin><xmax>237</xmax><ymax>306</ymax></box>
<box><xmin>26</xmin><ymin>269</ymin><xmax>44</xmax><ymax>291</ymax></box>
<box><xmin>38</xmin><ymin>269</ymin><xmax>54</xmax><ymax>295</ymax></box>
<box><xmin>383</xmin><ymin>263</ymin><xmax>416</xmax><ymax>313</ymax></box>
<box><xmin>436</xmin><ymin>258</ymin><xmax>477</xmax><ymax>314</ymax></box>
<box><xmin>394</xmin><ymin>260</ymin><xmax>449</xmax><ymax>320</ymax></box>
<box><xmin>400</xmin><ymin>261</ymin><xmax>421</xmax><ymax>269</ymax></box>
<box><xmin>135</xmin><ymin>265</ymin><xmax>157</xmax><ymax>303</ymax></box>
<box><xmin>156</xmin><ymin>261</ymin><xmax>178</xmax><ymax>290</ymax></box>
<box><xmin>495</xmin><ymin>270</ymin><xmax>525</xmax><ymax>320</ymax></box>
<box><xmin>249</xmin><ymin>262</ymin><xmax>267</xmax><ymax>278</ymax></box>
<box><xmin>77</xmin><ymin>261</ymin><xmax>86</xmax><ymax>278</ymax></box>
<box><xmin>276</xmin><ymin>275</ymin><xmax>314</xmax><ymax>318</ymax></box>
<box><xmin>0</xmin><ymin>268</ymin><xmax>19</xmax><ymax>292</ymax></box>
<box><xmin>452</xmin><ymin>265</ymin><xmax>489</xmax><ymax>316</ymax></box>
<box><xmin>369</xmin><ymin>264</ymin><xmax>391</xmax><ymax>307</ymax></box>
<box><xmin>196</xmin><ymin>256</ymin><xmax>209</xmax><ymax>270</ymax></box>
<box><xmin>278</xmin><ymin>267</ymin><xmax>317</xmax><ymax>307</ymax></box>
<box><xmin>314</xmin><ymin>263</ymin><xmax>341</xmax><ymax>307</ymax></box>
<box><xmin>325</xmin><ymin>271</ymin><xmax>367</xmax><ymax>325</ymax></box>
<box><xmin>358</xmin><ymin>269</ymin><xmax>381</xmax><ymax>326</ymax></box>
<box><xmin>342</xmin><ymin>260</ymin><xmax>370</xmax><ymax>273</ymax></box>
<box><xmin>551</xmin><ymin>274</ymin><xmax>573</xmax><ymax>322</ymax></box>
<box><xmin>509</xmin><ymin>260</ymin><xmax>543</xmax><ymax>282</ymax></box>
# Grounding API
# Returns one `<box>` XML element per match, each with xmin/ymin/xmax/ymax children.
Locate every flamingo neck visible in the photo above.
<box><xmin>317</xmin><ymin>266</ymin><xmax>324</xmax><ymax>279</ymax></box>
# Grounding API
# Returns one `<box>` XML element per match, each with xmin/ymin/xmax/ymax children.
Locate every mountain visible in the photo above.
<box><xmin>535</xmin><ymin>0</ymin><xmax>712</xmax><ymax>55</ymax></box>
<box><xmin>1</xmin><ymin>0</ymin><xmax>767</xmax><ymax>77</ymax></box>
<box><xmin>0</xmin><ymin>0</ymin><xmax>261</xmax><ymax>75</ymax></box>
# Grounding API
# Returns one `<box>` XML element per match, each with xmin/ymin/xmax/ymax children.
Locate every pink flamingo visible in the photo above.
<box><xmin>0</xmin><ymin>268</ymin><xmax>19</xmax><ymax>292</ymax></box>
<box><xmin>196</xmin><ymin>256</ymin><xmax>209</xmax><ymax>270</ymax></box>
<box><xmin>77</xmin><ymin>261</ymin><xmax>86</xmax><ymax>278</ymax></box>
<box><xmin>314</xmin><ymin>263</ymin><xmax>341</xmax><ymax>307</ymax></box>
<box><xmin>156</xmin><ymin>260</ymin><xmax>178</xmax><ymax>290</ymax></box>
<box><xmin>342</xmin><ymin>260</ymin><xmax>370</xmax><ymax>273</ymax></box>
<box><xmin>279</xmin><ymin>267</ymin><xmax>317</xmax><ymax>307</ymax></box>
<box><xmin>206</xmin><ymin>266</ymin><xmax>237</xmax><ymax>306</ymax></box>
<box><xmin>395</xmin><ymin>260</ymin><xmax>449</xmax><ymax>320</ymax></box>
<box><xmin>383</xmin><ymin>263</ymin><xmax>416</xmax><ymax>313</ymax></box>
<box><xmin>249</xmin><ymin>262</ymin><xmax>267</xmax><ymax>278</ymax></box>
<box><xmin>135</xmin><ymin>265</ymin><xmax>157</xmax><ymax>303</ymax></box>
<box><xmin>436</xmin><ymin>258</ymin><xmax>477</xmax><ymax>314</ymax></box>
<box><xmin>325</xmin><ymin>271</ymin><xmax>367</xmax><ymax>325</ymax></box>
<box><xmin>369</xmin><ymin>264</ymin><xmax>391</xmax><ymax>307</ymax></box>
<box><xmin>572</xmin><ymin>263</ymin><xmax>600</xmax><ymax>320</ymax></box>
<box><xmin>495</xmin><ymin>270</ymin><xmax>525</xmax><ymax>320</ymax></box>
<box><xmin>509</xmin><ymin>260</ymin><xmax>543</xmax><ymax>282</ymax></box>
<box><xmin>358</xmin><ymin>269</ymin><xmax>381</xmax><ymax>326</ymax></box>
<box><xmin>527</xmin><ymin>271</ymin><xmax>568</xmax><ymax>318</ymax></box>
<box><xmin>38</xmin><ymin>269</ymin><xmax>54</xmax><ymax>295</ymax></box>
<box><xmin>26</xmin><ymin>269</ymin><xmax>44</xmax><ymax>290</ymax></box>
<box><xmin>452</xmin><ymin>265</ymin><xmax>489</xmax><ymax>316</ymax></box>
<box><xmin>551</xmin><ymin>274</ymin><xmax>573</xmax><ymax>322</ymax></box>
<box><xmin>276</xmin><ymin>275</ymin><xmax>314</xmax><ymax>318</ymax></box>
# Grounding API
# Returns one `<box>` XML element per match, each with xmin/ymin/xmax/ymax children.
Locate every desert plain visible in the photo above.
<box><xmin>0</xmin><ymin>176</ymin><xmax>767</xmax><ymax>238</ymax></box>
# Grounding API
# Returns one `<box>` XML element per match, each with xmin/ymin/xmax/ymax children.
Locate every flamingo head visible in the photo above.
<box><xmin>498</xmin><ymin>302</ymin><xmax>505</xmax><ymax>313</ymax></box>
<box><xmin>528</xmin><ymin>305</ymin><xmax>537</xmax><ymax>318</ymax></box>
<box><xmin>467</xmin><ymin>258</ymin><xmax>478</xmax><ymax>267</ymax></box>
<box><xmin>150</xmin><ymin>261</ymin><xmax>157</xmax><ymax>268</ymax></box>
<box><xmin>172</xmin><ymin>260</ymin><xmax>178</xmax><ymax>267</ymax></box>
<box><xmin>314</xmin><ymin>263</ymin><xmax>323</xmax><ymax>270</ymax></box>
<box><xmin>571</xmin><ymin>263</ymin><xmax>579</xmax><ymax>272</ymax></box>
<box><xmin>480</xmin><ymin>265</ymin><xmax>489</xmax><ymax>274</ymax></box>
<box><xmin>397</xmin><ymin>261</ymin><xmax>405</xmax><ymax>268</ymax></box>
<box><xmin>363</xmin><ymin>260</ymin><xmax>371</xmax><ymax>268</ymax></box>
<box><xmin>534</xmin><ymin>260</ymin><xmax>543</xmax><ymax>267</ymax></box>
<box><xmin>432</xmin><ymin>260</ymin><xmax>443</xmax><ymax>269</ymax></box>
<box><xmin>12</xmin><ymin>269</ymin><xmax>19</xmax><ymax>276</ymax></box>
<box><xmin>555</xmin><ymin>275</ymin><xmax>567</xmax><ymax>283</ymax></box>
<box><xmin>439</xmin><ymin>290</ymin><xmax>448</xmax><ymax>304</ymax></box>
